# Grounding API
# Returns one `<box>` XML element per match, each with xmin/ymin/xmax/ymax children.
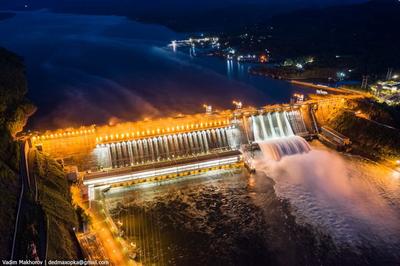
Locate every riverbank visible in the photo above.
<box><xmin>314</xmin><ymin>97</ymin><xmax>400</xmax><ymax>168</ymax></box>
<box><xmin>249</xmin><ymin>65</ymin><xmax>338</xmax><ymax>81</ymax></box>
<box><xmin>32</xmin><ymin>151</ymin><xmax>82</xmax><ymax>259</ymax></box>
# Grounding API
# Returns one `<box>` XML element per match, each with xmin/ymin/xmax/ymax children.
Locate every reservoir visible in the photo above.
<box><xmin>0</xmin><ymin>10</ymin><xmax>310</xmax><ymax>130</ymax></box>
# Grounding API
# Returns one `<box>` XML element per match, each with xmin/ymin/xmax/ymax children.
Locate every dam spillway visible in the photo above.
<box><xmin>245</xmin><ymin>111</ymin><xmax>311</xmax><ymax>160</ymax></box>
<box><xmin>247</xmin><ymin>110</ymin><xmax>308</xmax><ymax>142</ymax></box>
<box><xmin>28</xmin><ymin>103</ymin><xmax>317</xmax><ymax>190</ymax></box>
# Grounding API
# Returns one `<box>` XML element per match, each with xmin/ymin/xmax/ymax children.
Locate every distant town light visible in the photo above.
<box><xmin>392</xmin><ymin>74</ymin><xmax>399</xmax><ymax>79</ymax></box>
<box><xmin>260</xmin><ymin>54</ymin><xmax>268</xmax><ymax>63</ymax></box>
<box><xmin>171</xmin><ymin>40</ymin><xmax>177</xmax><ymax>52</ymax></box>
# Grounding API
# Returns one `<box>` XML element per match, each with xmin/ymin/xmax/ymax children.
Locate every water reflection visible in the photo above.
<box><xmin>0</xmin><ymin>10</ymin><xmax>311</xmax><ymax>129</ymax></box>
<box><xmin>226</xmin><ymin>59</ymin><xmax>233</xmax><ymax>78</ymax></box>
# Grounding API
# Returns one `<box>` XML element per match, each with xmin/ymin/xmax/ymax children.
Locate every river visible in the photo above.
<box><xmin>0</xmin><ymin>10</ymin><xmax>311</xmax><ymax>130</ymax></box>
<box><xmin>102</xmin><ymin>141</ymin><xmax>400</xmax><ymax>265</ymax></box>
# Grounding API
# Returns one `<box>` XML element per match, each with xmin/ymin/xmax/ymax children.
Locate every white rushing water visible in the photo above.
<box><xmin>258</xmin><ymin>136</ymin><xmax>311</xmax><ymax>161</ymax></box>
<box><xmin>251</xmin><ymin>112</ymin><xmax>295</xmax><ymax>142</ymax></box>
<box><xmin>255</xmin><ymin>144</ymin><xmax>400</xmax><ymax>254</ymax></box>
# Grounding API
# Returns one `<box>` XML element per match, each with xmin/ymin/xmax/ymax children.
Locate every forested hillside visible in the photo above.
<box><xmin>0</xmin><ymin>47</ymin><xmax>80</xmax><ymax>259</ymax></box>
<box><xmin>0</xmin><ymin>48</ymin><xmax>35</xmax><ymax>258</ymax></box>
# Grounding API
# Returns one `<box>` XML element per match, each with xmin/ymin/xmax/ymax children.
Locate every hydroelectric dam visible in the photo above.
<box><xmin>28</xmin><ymin>99</ymin><xmax>338</xmax><ymax>199</ymax></box>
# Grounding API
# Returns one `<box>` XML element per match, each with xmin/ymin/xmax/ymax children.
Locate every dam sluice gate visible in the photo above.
<box><xmin>94</xmin><ymin>127</ymin><xmax>237</xmax><ymax>169</ymax></box>
<box><xmin>93</xmin><ymin>109</ymin><xmax>310</xmax><ymax>170</ymax></box>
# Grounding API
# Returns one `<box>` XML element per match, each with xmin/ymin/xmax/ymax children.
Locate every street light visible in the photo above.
<box><xmin>392</xmin><ymin>74</ymin><xmax>399</xmax><ymax>80</ymax></box>
<box><xmin>203</xmin><ymin>104</ymin><xmax>212</xmax><ymax>115</ymax></box>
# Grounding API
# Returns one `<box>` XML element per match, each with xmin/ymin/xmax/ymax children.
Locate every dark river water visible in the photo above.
<box><xmin>101</xmin><ymin>142</ymin><xmax>400</xmax><ymax>266</ymax></box>
<box><xmin>104</xmin><ymin>169</ymin><xmax>347</xmax><ymax>266</ymax></box>
<box><xmin>0</xmin><ymin>10</ymin><xmax>311</xmax><ymax>130</ymax></box>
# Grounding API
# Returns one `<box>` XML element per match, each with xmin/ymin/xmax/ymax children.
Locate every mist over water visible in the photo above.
<box><xmin>256</xmin><ymin>147</ymin><xmax>400</xmax><ymax>257</ymax></box>
<box><xmin>103</xmin><ymin>148</ymin><xmax>400</xmax><ymax>265</ymax></box>
<box><xmin>0</xmin><ymin>10</ymin><xmax>311</xmax><ymax>129</ymax></box>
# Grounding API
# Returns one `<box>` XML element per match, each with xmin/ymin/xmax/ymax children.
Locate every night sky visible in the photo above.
<box><xmin>1</xmin><ymin>0</ymin><xmax>368</xmax><ymax>12</ymax></box>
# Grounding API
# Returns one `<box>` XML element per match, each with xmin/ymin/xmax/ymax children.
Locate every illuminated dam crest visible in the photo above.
<box><xmin>28</xmin><ymin>102</ymin><xmax>320</xmax><ymax>194</ymax></box>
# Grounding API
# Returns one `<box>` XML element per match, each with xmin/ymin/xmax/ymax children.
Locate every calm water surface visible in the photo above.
<box><xmin>0</xmin><ymin>10</ymin><xmax>310</xmax><ymax>129</ymax></box>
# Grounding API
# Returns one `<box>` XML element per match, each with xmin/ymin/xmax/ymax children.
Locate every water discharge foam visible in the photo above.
<box><xmin>255</xmin><ymin>147</ymin><xmax>400</xmax><ymax>255</ymax></box>
<box><xmin>257</xmin><ymin>136</ymin><xmax>311</xmax><ymax>161</ymax></box>
<box><xmin>251</xmin><ymin>110</ymin><xmax>311</xmax><ymax>161</ymax></box>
